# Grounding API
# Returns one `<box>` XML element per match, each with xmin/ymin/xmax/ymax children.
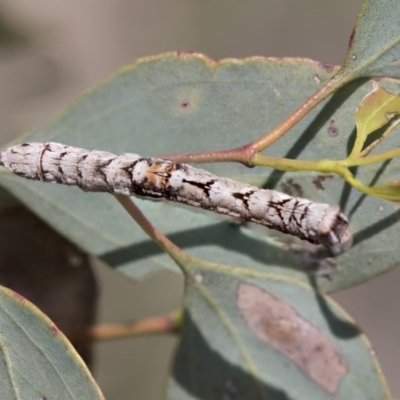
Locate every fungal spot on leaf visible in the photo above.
<box><xmin>194</xmin><ymin>273</ymin><xmax>204</xmax><ymax>284</ymax></box>
<box><xmin>348</xmin><ymin>29</ymin><xmax>356</xmax><ymax>47</ymax></box>
<box><xmin>237</xmin><ymin>283</ymin><xmax>347</xmax><ymax>393</ymax></box>
<box><xmin>312</xmin><ymin>174</ymin><xmax>334</xmax><ymax>191</ymax></box>
<box><xmin>181</xmin><ymin>101</ymin><xmax>189</xmax><ymax>109</ymax></box>
<box><xmin>280</xmin><ymin>178</ymin><xmax>303</xmax><ymax>197</ymax></box>
<box><xmin>223</xmin><ymin>379</ymin><xmax>238</xmax><ymax>396</ymax></box>
<box><xmin>313</xmin><ymin>75</ymin><xmax>321</xmax><ymax>84</ymax></box>
<box><xmin>318</xmin><ymin>62</ymin><xmax>335</xmax><ymax>73</ymax></box>
<box><xmin>171</xmin><ymin>88</ymin><xmax>202</xmax><ymax>116</ymax></box>
<box><xmin>274</xmin><ymin>88</ymin><xmax>281</xmax><ymax>96</ymax></box>
<box><xmin>385</xmin><ymin>111</ymin><xmax>398</xmax><ymax>120</ymax></box>
<box><xmin>327</xmin><ymin>120</ymin><xmax>339</xmax><ymax>137</ymax></box>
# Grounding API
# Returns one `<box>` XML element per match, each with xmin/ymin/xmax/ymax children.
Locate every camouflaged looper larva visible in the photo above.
<box><xmin>0</xmin><ymin>142</ymin><xmax>351</xmax><ymax>248</ymax></box>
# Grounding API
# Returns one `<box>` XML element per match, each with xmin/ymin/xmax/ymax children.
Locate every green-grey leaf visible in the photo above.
<box><xmin>338</xmin><ymin>0</ymin><xmax>400</xmax><ymax>80</ymax></box>
<box><xmin>0</xmin><ymin>285</ymin><xmax>103</xmax><ymax>400</ymax></box>
<box><xmin>0</xmin><ymin>53</ymin><xmax>399</xmax><ymax>292</ymax></box>
<box><xmin>166</xmin><ymin>260</ymin><xmax>390</xmax><ymax>399</ymax></box>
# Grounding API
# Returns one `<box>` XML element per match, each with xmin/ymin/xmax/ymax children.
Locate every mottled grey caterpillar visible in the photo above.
<box><xmin>0</xmin><ymin>142</ymin><xmax>351</xmax><ymax>248</ymax></box>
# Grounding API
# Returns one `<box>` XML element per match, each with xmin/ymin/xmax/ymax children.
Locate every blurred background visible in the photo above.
<box><xmin>0</xmin><ymin>0</ymin><xmax>399</xmax><ymax>399</ymax></box>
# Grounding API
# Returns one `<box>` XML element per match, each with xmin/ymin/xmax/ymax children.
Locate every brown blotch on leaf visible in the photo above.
<box><xmin>280</xmin><ymin>178</ymin><xmax>303</xmax><ymax>198</ymax></box>
<box><xmin>312</xmin><ymin>174</ymin><xmax>334</xmax><ymax>191</ymax></box>
<box><xmin>237</xmin><ymin>283</ymin><xmax>348</xmax><ymax>393</ymax></box>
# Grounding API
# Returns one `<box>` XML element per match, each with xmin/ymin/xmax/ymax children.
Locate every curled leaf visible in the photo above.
<box><xmin>350</xmin><ymin>86</ymin><xmax>400</xmax><ymax>158</ymax></box>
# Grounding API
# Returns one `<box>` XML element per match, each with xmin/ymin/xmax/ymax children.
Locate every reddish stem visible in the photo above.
<box><xmin>114</xmin><ymin>194</ymin><xmax>187</xmax><ymax>264</ymax></box>
<box><xmin>75</xmin><ymin>312</ymin><xmax>181</xmax><ymax>343</ymax></box>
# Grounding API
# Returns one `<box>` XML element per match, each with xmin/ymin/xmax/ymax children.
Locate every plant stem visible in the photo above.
<box><xmin>161</xmin><ymin>145</ymin><xmax>253</xmax><ymax>166</ymax></box>
<box><xmin>114</xmin><ymin>194</ymin><xmax>190</xmax><ymax>267</ymax></box>
<box><xmin>76</xmin><ymin>312</ymin><xmax>182</xmax><ymax>342</ymax></box>
<box><xmin>251</xmin><ymin>154</ymin><xmax>337</xmax><ymax>173</ymax></box>
<box><xmin>249</xmin><ymin>77</ymin><xmax>342</xmax><ymax>153</ymax></box>
<box><xmin>345</xmin><ymin>147</ymin><xmax>400</xmax><ymax>167</ymax></box>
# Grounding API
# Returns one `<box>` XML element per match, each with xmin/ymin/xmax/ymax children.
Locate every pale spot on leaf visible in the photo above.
<box><xmin>170</xmin><ymin>88</ymin><xmax>202</xmax><ymax>116</ymax></box>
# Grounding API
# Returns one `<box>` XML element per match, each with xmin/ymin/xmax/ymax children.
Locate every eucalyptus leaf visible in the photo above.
<box><xmin>0</xmin><ymin>285</ymin><xmax>103</xmax><ymax>399</ymax></box>
<box><xmin>352</xmin><ymin>85</ymin><xmax>400</xmax><ymax>157</ymax></box>
<box><xmin>0</xmin><ymin>53</ymin><xmax>399</xmax><ymax>292</ymax></box>
<box><xmin>338</xmin><ymin>0</ymin><xmax>400</xmax><ymax>80</ymax></box>
<box><xmin>167</xmin><ymin>259</ymin><xmax>390</xmax><ymax>399</ymax></box>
